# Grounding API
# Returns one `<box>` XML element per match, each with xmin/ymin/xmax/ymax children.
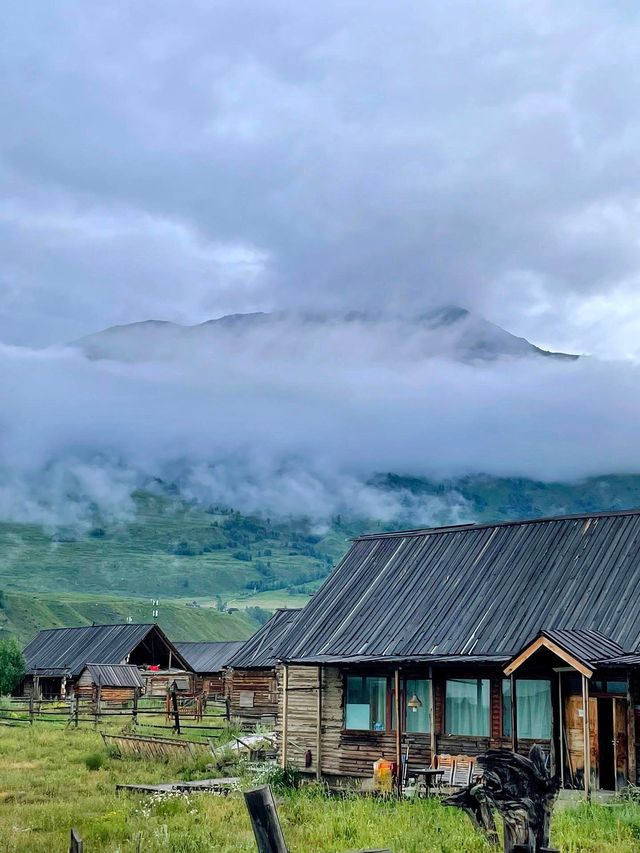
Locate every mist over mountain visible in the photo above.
<box><xmin>75</xmin><ymin>307</ymin><xmax>578</xmax><ymax>364</ymax></box>
<box><xmin>0</xmin><ymin>307</ymin><xmax>637</xmax><ymax>530</ymax></box>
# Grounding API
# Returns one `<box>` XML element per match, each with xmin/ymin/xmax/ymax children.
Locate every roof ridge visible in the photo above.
<box><xmin>355</xmin><ymin>507</ymin><xmax>640</xmax><ymax>540</ymax></box>
<box><xmin>35</xmin><ymin>622</ymin><xmax>154</xmax><ymax>632</ymax></box>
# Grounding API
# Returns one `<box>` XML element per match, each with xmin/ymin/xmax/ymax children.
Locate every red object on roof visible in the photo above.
<box><xmin>148</xmin><ymin>665</ymin><xmax>160</xmax><ymax>671</ymax></box>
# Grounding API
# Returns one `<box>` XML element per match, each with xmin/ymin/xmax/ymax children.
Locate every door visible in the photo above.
<box><xmin>613</xmin><ymin>698</ymin><xmax>629</xmax><ymax>791</ymax></box>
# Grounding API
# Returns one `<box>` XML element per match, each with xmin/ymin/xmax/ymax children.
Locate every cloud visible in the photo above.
<box><xmin>1</xmin><ymin>2</ymin><xmax>640</xmax><ymax>355</ymax></box>
<box><xmin>1</xmin><ymin>319</ymin><xmax>639</xmax><ymax>526</ymax></box>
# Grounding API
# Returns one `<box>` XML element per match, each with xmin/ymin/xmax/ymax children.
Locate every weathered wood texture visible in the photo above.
<box><xmin>69</xmin><ymin>828</ymin><xmax>84</xmax><ymax>853</ymax></box>
<box><xmin>101</xmin><ymin>732</ymin><xmax>208</xmax><ymax>759</ymax></box>
<box><xmin>445</xmin><ymin>746</ymin><xmax>560</xmax><ymax>853</ymax></box>
<box><xmin>244</xmin><ymin>786</ymin><xmax>289</xmax><ymax>853</ymax></box>
<box><xmin>227</xmin><ymin>668</ymin><xmax>278</xmax><ymax>726</ymax></box>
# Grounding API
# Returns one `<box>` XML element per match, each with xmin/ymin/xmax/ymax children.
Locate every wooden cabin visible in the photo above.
<box><xmin>75</xmin><ymin>663</ymin><xmax>144</xmax><ymax>703</ymax></box>
<box><xmin>173</xmin><ymin>641</ymin><xmax>245</xmax><ymax>697</ymax></box>
<box><xmin>224</xmin><ymin>609</ymin><xmax>300</xmax><ymax>728</ymax></box>
<box><xmin>276</xmin><ymin>510</ymin><xmax>640</xmax><ymax>795</ymax></box>
<box><xmin>18</xmin><ymin>623</ymin><xmax>193</xmax><ymax>699</ymax></box>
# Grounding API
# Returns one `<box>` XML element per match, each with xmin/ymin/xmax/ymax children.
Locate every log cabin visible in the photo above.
<box><xmin>18</xmin><ymin>623</ymin><xmax>193</xmax><ymax>699</ymax></box>
<box><xmin>173</xmin><ymin>641</ymin><xmax>245</xmax><ymax>697</ymax></box>
<box><xmin>75</xmin><ymin>663</ymin><xmax>144</xmax><ymax>703</ymax></box>
<box><xmin>224</xmin><ymin>609</ymin><xmax>300</xmax><ymax>728</ymax></box>
<box><xmin>276</xmin><ymin>510</ymin><xmax>640</xmax><ymax>795</ymax></box>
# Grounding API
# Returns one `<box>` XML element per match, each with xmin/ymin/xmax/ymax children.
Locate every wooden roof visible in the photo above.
<box><xmin>173</xmin><ymin>641</ymin><xmax>246</xmax><ymax>673</ymax></box>
<box><xmin>282</xmin><ymin>510</ymin><xmax>640</xmax><ymax>663</ymax></box>
<box><xmin>226</xmin><ymin>609</ymin><xmax>300</xmax><ymax>669</ymax></box>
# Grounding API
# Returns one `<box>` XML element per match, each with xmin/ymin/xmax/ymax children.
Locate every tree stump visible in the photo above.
<box><xmin>444</xmin><ymin>746</ymin><xmax>560</xmax><ymax>853</ymax></box>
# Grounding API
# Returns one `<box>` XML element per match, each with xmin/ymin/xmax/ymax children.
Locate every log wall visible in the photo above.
<box><xmin>226</xmin><ymin>667</ymin><xmax>278</xmax><ymax>726</ymax></box>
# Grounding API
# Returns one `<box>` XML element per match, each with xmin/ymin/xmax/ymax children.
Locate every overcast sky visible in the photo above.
<box><xmin>2</xmin><ymin>1</ymin><xmax>640</xmax><ymax>357</ymax></box>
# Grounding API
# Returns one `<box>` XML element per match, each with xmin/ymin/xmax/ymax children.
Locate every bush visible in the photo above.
<box><xmin>84</xmin><ymin>751</ymin><xmax>106</xmax><ymax>771</ymax></box>
<box><xmin>0</xmin><ymin>638</ymin><xmax>25</xmax><ymax>695</ymax></box>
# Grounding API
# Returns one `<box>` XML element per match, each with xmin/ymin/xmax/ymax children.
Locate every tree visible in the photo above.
<box><xmin>0</xmin><ymin>638</ymin><xmax>25</xmax><ymax>695</ymax></box>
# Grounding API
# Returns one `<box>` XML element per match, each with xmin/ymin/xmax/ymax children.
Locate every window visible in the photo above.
<box><xmin>502</xmin><ymin>679</ymin><xmax>552</xmax><ymax>740</ymax></box>
<box><xmin>405</xmin><ymin>679</ymin><xmax>431</xmax><ymax>733</ymax></box>
<box><xmin>345</xmin><ymin>676</ymin><xmax>388</xmax><ymax>730</ymax></box>
<box><xmin>445</xmin><ymin>679</ymin><xmax>489</xmax><ymax>736</ymax></box>
<box><xmin>591</xmin><ymin>679</ymin><xmax>627</xmax><ymax>695</ymax></box>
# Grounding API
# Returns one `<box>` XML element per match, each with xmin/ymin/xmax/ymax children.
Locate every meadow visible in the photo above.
<box><xmin>1</xmin><ymin>722</ymin><xmax>640</xmax><ymax>852</ymax></box>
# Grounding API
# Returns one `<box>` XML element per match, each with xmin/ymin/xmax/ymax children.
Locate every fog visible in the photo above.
<box><xmin>1</xmin><ymin>314</ymin><xmax>638</xmax><ymax>527</ymax></box>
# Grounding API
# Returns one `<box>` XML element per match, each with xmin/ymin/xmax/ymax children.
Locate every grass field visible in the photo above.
<box><xmin>1</xmin><ymin>722</ymin><xmax>640</xmax><ymax>852</ymax></box>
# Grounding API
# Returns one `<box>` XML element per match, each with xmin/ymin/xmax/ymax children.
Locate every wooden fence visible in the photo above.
<box><xmin>0</xmin><ymin>694</ymin><xmax>228</xmax><ymax>739</ymax></box>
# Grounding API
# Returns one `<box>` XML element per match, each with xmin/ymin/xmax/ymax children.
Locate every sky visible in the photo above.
<box><xmin>2</xmin><ymin>2</ymin><xmax>640</xmax><ymax>526</ymax></box>
<box><xmin>1</xmin><ymin>1</ymin><xmax>640</xmax><ymax>358</ymax></box>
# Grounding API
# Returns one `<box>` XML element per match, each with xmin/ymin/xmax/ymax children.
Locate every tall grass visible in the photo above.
<box><xmin>0</xmin><ymin>723</ymin><xmax>639</xmax><ymax>851</ymax></box>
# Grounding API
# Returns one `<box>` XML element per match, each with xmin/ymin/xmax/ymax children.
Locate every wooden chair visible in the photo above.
<box><xmin>452</xmin><ymin>754</ymin><xmax>473</xmax><ymax>788</ymax></box>
<box><xmin>435</xmin><ymin>754</ymin><xmax>455</xmax><ymax>786</ymax></box>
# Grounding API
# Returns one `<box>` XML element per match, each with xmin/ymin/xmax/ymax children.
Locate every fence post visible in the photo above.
<box><xmin>75</xmin><ymin>696</ymin><xmax>80</xmax><ymax>728</ymax></box>
<box><xmin>29</xmin><ymin>692</ymin><xmax>34</xmax><ymax>725</ymax></box>
<box><xmin>132</xmin><ymin>689</ymin><xmax>139</xmax><ymax>726</ymax></box>
<box><xmin>244</xmin><ymin>786</ymin><xmax>289</xmax><ymax>853</ymax></box>
<box><xmin>69</xmin><ymin>827</ymin><xmax>84</xmax><ymax>853</ymax></box>
<box><xmin>95</xmin><ymin>683</ymin><xmax>102</xmax><ymax>727</ymax></box>
<box><xmin>170</xmin><ymin>683</ymin><xmax>180</xmax><ymax>734</ymax></box>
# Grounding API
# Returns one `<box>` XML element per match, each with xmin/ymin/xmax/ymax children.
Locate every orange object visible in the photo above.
<box><xmin>373</xmin><ymin>758</ymin><xmax>395</xmax><ymax>792</ymax></box>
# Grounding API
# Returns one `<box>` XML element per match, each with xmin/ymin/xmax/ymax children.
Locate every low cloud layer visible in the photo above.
<box><xmin>1</xmin><ymin>316</ymin><xmax>639</xmax><ymax>527</ymax></box>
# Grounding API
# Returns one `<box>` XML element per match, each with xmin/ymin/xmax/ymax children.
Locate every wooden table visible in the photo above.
<box><xmin>412</xmin><ymin>767</ymin><xmax>444</xmax><ymax>796</ymax></box>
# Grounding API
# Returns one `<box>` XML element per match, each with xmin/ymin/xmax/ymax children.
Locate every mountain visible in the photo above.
<box><xmin>2</xmin><ymin>474</ymin><xmax>640</xmax><ymax>642</ymax></box>
<box><xmin>73</xmin><ymin>307</ymin><xmax>579</xmax><ymax>363</ymax></box>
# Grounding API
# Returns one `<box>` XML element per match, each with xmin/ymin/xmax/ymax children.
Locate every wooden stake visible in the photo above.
<box><xmin>429</xmin><ymin>667</ymin><xmax>436</xmax><ymax>762</ymax></box>
<box><xmin>244</xmin><ymin>785</ymin><xmax>289</xmax><ymax>853</ymax></box>
<box><xmin>557</xmin><ymin>673</ymin><xmax>564</xmax><ymax>790</ymax></box>
<box><xmin>510</xmin><ymin>674</ymin><xmax>518</xmax><ymax>755</ymax></box>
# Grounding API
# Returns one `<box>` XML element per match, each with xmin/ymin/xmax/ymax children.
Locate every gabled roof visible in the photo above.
<box><xmin>23</xmin><ymin>623</ymin><xmax>190</xmax><ymax>677</ymax></box>
<box><xmin>173</xmin><ymin>641</ymin><xmax>246</xmax><ymax>674</ymax></box>
<box><xmin>281</xmin><ymin>510</ymin><xmax>640</xmax><ymax>663</ymax></box>
<box><xmin>226</xmin><ymin>609</ymin><xmax>300</xmax><ymax>669</ymax></box>
<box><xmin>84</xmin><ymin>663</ymin><xmax>145</xmax><ymax>688</ymax></box>
<box><xmin>505</xmin><ymin>630</ymin><xmax>624</xmax><ymax>677</ymax></box>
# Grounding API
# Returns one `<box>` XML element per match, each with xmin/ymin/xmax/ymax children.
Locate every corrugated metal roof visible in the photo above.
<box><xmin>85</xmin><ymin>663</ymin><xmax>145</xmax><ymax>688</ymax></box>
<box><xmin>540</xmin><ymin>629</ymin><xmax>623</xmax><ymax>664</ymax></box>
<box><xmin>23</xmin><ymin>623</ymin><xmax>190</xmax><ymax>677</ymax></box>
<box><xmin>282</xmin><ymin>510</ymin><xmax>640</xmax><ymax>662</ymax></box>
<box><xmin>173</xmin><ymin>641</ymin><xmax>246</xmax><ymax>673</ymax></box>
<box><xmin>227</xmin><ymin>609</ymin><xmax>300</xmax><ymax>669</ymax></box>
<box><xmin>595</xmin><ymin>654</ymin><xmax>640</xmax><ymax>668</ymax></box>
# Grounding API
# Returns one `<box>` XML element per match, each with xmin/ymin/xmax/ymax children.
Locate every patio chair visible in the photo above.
<box><xmin>435</xmin><ymin>754</ymin><xmax>455</xmax><ymax>787</ymax></box>
<box><xmin>452</xmin><ymin>754</ymin><xmax>473</xmax><ymax>788</ymax></box>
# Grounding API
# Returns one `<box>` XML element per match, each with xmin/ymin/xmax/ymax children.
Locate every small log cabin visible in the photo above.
<box><xmin>276</xmin><ymin>510</ymin><xmax>640</xmax><ymax>795</ymax></box>
<box><xmin>173</xmin><ymin>641</ymin><xmax>246</xmax><ymax>697</ymax></box>
<box><xmin>18</xmin><ymin>623</ymin><xmax>193</xmax><ymax>699</ymax></box>
<box><xmin>225</xmin><ymin>609</ymin><xmax>300</xmax><ymax>728</ymax></box>
<box><xmin>75</xmin><ymin>663</ymin><xmax>145</xmax><ymax>703</ymax></box>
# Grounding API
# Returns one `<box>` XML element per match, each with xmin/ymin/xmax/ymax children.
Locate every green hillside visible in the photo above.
<box><xmin>0</xmin><ymin>589</ymin><xmax>257</xmax><ymax>646</ymax></box>
<box><xmin>1</xmin><ymin>475</ymin><xmax>640</xmax><ymax>642</ymax></box>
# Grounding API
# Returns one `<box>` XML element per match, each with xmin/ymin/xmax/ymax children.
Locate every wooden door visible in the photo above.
<box><xmin>564</xmin><ymin>694</ymin><xmax>599</xmax><ymax>789</ymax></box>
<box><xmin>613</xmin><ymin>698</ymin><xmax>628</xmax><ymax>790</ymax></box>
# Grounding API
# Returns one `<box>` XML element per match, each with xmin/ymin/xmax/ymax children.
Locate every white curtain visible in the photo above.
<box><xmin>516</xmin><ymin>680</ymin><xmax>551</xmax><ymax>740</ymax></box>
<box><xmin>405</xmin><ymin>679</ymin><xmax>431</xmax><ymax>733</ymax></box>
<box><xmin>446</xmin><ymin>679</ymin><xmax>489</xmax><ymax>736</ymax></box>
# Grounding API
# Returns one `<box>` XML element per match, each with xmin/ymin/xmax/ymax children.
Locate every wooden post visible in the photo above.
<box><xmin>510</xmin><ymin>675</ymin><xmax>518</xmax><ymax>755</ymax></box>
<box><xmin>170</xmin><ymin>683</ymin><xmax>181</xmax><ymax>734</ymax></box>
<box><xmin>132</xmin><ymin>689</ymin><xmax>139</xmax><ymax>726</ymax></box>
<box><xmin>394</xmin><ymin>668</ymin><xmax>401</xmax><ymax>795</ymax></box>
<box><xmin>582</xmin><ymin>674</ymin><xmax>590</xmax><ymax>798</ymax></box>
<box><xmin>316</xmin><ymin>665</ymin><xmax>322</xmax><ymax>781</ymax></box>
<box><xmin>281</xmin><ymin>665</ymin><xmax>288</xmax><ymax>769</ymax></box>
<box><xmin>29</xmin><ymin>692</ymin><xmax>34</xmax><ymax>725</ymax></box>
<box><xmin>244</xmin><ymin>785</ymin><xmax>289</xmax><ymax>853</ymax></box>
<box><xmin>557</xmin><ymin>673</ymin><xmax>564</xmax><ymax>790</ymax></box>
<box><xmin>429</xmin><ymin>667</ymin><xmax>436</xmax><ymax>763</ymax></box>
<box><xmin>69</xmin><ymin>827</ymin><xmax>84</xmax><ymax>853</ymax></box>
<box><xmin>75</xmin><ymin>695</ymin><xmax>80</xmax><ymax>728</ymax></box>
<box><xmin>95</xmin><ymin>682</ymin><xmax>102</xmax><ymax>726</ymax></box>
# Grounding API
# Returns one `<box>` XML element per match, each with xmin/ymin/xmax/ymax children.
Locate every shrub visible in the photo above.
<box><xmin>0</xmin><ymin>638</ymin><xmax>25</xmax><ymax>695</ymax></box>
<box><xmin>84</xmin><ymin>751</ymin><xmax>106</xmax><ymax>771</ymax></box>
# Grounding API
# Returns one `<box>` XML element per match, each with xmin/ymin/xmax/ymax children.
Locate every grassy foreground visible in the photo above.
<box><xmin>1</xmin><ymin>724</ymin><xmax>640</xmax><ymax>852</ymax></box>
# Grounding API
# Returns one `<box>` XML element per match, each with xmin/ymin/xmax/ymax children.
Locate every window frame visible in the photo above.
<box><xmin>342</xmin><ymin>673</ymin><xmax>432</xmax><ymax>733</ymax></box>
<box><xmin>502</xmin><ymin>678</ymin><xmax>553</xmax><ymax>740</ymax></box>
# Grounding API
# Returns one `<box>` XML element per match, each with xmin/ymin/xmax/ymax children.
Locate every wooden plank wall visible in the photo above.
<box><xmin>279</xmin><ymin>665</ymin><xmax>553</xmax><ymax>780</ymax></box>
<box><xmin>227</xmin><ymin>667</ymin><xmax>278</xmax><ymax>725</ymax></box>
